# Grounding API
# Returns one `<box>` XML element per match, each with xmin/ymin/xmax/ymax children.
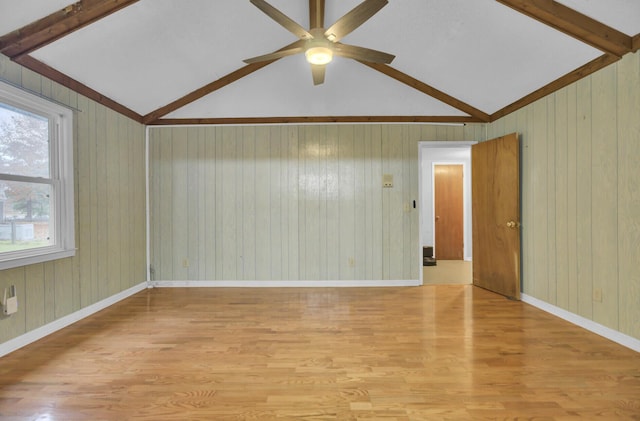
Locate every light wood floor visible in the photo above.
<box><xmin>0</xmin><ymin>286</ymin><xmax>639</xmax><ymax>420</ymax></box>
<box><xmin>423</xmin><ymin>260</ymin><xmax>472</xmax><ymax>285</ymax></box>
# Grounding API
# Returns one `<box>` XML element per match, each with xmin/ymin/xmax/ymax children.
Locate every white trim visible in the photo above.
<box><xmin>522</xmin><ymin>294</ymin><xmax>640</xmax><ymax>353</ymax></box>
<box><xmin>418</xmin><ymin>144</ymin><xmax>425</xmax><ymax>285</ymax></box>
<box><xmin>419</xmin><ymin>141</ymin><xmax>477</xmax><ymax>148</ymax></box>
<box><xmin>145</xmin><ymin>125</ymin><xmax>151</xmax><ymax>287</ymax></box>
<box><xmin>0</xmin><ymin>282</ymin><xmax>147</xmax><ymax>358</ymax></box>
<box><xmin>151</xmin><ymin>280</ymin><xmax>421</xmax><ymax>288</ymax></box>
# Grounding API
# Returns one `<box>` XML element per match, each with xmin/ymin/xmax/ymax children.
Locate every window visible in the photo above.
<box><xmin>0</xmin><ymin>81</ymin><xmax>74</xmax><ymax>270</ymax></box>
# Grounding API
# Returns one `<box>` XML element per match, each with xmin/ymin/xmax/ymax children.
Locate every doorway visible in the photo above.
<box><xmin>434</xmin><ymin>164</ymin><xmax>464</xmax><ymax>260</ymax></box>
<box><xmin>418</xmin><ymin>142</ymin><xmax>475</xmax><ymax>285</ymax></box>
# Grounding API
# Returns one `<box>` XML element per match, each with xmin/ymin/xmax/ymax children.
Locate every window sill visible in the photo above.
<box><xmin>0</xmin><ymin>248</ymin><xmax>76</xmax><ymax>271</ymax></box>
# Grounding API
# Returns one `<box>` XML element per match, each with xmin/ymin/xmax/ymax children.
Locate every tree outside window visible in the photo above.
<box><xmin>0</xmin><ymin>104</ymin><xmax>52</xmax><ymax>251</ymax></box>
<box><xmin>0</xmin><ymin>81</ymin><xmax>74</xmax><ymax>270</ymax></box>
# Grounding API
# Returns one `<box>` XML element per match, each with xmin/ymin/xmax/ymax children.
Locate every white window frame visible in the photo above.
<box><xmin>0</xmin><ymin>81</ymin><xmax>75</xmax><ymax>270</ymax></box>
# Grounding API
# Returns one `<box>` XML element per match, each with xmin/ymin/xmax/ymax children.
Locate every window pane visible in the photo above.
<box><xmin>0</xmin><ymin>102</ymin><xmax>50</xmax><ymax>178</ymax></box>
<box><xmin>0</xmin><ymin>180</ymin><xmax>52</xmax><ymax>252</ymax></box>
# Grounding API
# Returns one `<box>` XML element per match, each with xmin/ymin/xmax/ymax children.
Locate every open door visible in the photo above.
<box><xmin>472</xmin><ymin>133</ymin><xmax>521</xmax><ymax>299</ymax></box>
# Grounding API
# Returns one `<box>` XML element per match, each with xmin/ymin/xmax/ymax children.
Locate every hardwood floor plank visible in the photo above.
<box><xmin>0</xmin><ymin>286</ymin><xmax>638</xmax><ymax>419</ymax></box>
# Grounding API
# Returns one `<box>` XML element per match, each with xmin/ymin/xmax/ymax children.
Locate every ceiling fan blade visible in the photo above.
<box><xmin>250</xmin><ymin>0</ymin><xmax>313</xmax><ymax>39</ymax></box>
<box><xmin>311</xmin><ymin>64</ymin><xmax>326</xmax><ymax>85</ymax></box>
<box><xmin>243</xmin><ymin>40</ymin><xmax>306</xmax><ymax>64</ymax></box>
<box><xmin>333</xmin><ymin>43</ymin><xmax>395</xmax><ymax>64</ymax></box>
<box><xmin>242</xmin><ymin>40</ymin><xmax>305</xmax><ymax>64</ymax></box>
<box><xmin>324</xmin><ymin>0</ymin><xmax>388</xmax><ymax>42</ymax></box>
<box><xmin>309</xmin><ymin>0</ymin><xmax>325</xmax><ymax>29</ymax></box>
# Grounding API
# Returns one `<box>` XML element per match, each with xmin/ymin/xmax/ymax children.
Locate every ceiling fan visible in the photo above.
<box><xmin>244</xmin><ymin>0</ymin><xmax>395</xmax><ymax>85</ymax></box>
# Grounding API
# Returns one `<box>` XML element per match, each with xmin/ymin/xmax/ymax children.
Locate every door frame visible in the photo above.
<box><xmin>418</xmin><ymin>141</ymin><xmax>477</xmax><ymax>285</ymax></box>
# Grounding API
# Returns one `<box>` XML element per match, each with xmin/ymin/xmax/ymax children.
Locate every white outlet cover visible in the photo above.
<box><xmin>4</xmin><ymin>296</ymin><xmax>18</xmax><ymax>315</ymax></box>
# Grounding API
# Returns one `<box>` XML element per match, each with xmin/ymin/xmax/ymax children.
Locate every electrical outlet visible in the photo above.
<box><xmin>4</xmin><ymin>296</ymin><xmax>17</xmax><ymax>315</ymax></box>
<box><xmin>3</xmin><ymin>286</ymin><xmax>17</xmax><ymax>316</ymax></box>
<box><xmin>348</xmin><ymin>257</ymin><xmax>355</xmax><ymax>268</ymax></box>
<box><xmin>593</xmin><ymin>288</ymin><xmax>603</xmax><ymax>303</ymax></box>
<box><xmin>182</xmin><ymin>258</ymin><xmax>190</xmax><ymax>268</ymax></box>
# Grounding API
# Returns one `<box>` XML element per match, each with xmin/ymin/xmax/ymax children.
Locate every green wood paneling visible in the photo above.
<box><xmin>4</xmin><ymin>47</ymin><xmax>637</xmax><ymax>347</ymax></box>
<box><xmin>149</xmin><ymin>122</ymin><xmax>483</xmax><ymax>283</ymax></box>
<box><xmin>616</xmin><ymin>51</ymin><xmax>640</xmax><ymax>340</ymax></box>
<box><xmin>0</xmin><ymin>55</ymin><xmax>146</xmax><ymax>344</ymax></box>
<box><xmin>488</xmin><ymin>51</ymin><xmax>640</xmax><ymax>339</ymax></box>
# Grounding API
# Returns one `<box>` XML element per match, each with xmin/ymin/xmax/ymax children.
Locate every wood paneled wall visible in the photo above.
<box><xmin>0</xmin><ymin>55</ymin><xmax>146</xmax><ymax>343</ymax></box>
<box><xmin>149</xmin><ymin>124</ymin><xmax>484</xmax><ymax>283</ymax></box>
<box><xmin>4</xmin><ymin>48</ymin><xmax>637</xmax><ymax>347</ymax></box>
<box><xmin>487</xmin><ymin>51</ymin><xmax>640</xmax><ymax>340</ymax></box>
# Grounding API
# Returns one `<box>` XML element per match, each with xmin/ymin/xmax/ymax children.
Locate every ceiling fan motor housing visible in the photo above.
<box><xmin>305</xmin><ymin>29</ymin><xmax>334</xmax><ymax>65</ymax></box>
<box><xmin>245</xmin><ymin>0</ymin><xmax>394</xmax><ymax>84</ymax></box>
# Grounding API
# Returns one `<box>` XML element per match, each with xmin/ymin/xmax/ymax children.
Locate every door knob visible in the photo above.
<box><xmin>506</xmin><ymin>221</ymin><xmax>520</xmax><ymax>228</ymax></box>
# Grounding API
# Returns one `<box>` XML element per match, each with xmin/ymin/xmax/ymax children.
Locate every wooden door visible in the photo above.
<box><xmin>472</xmin><ymin>133</ymin><xmax>521</xmax><ymax>299</ymax></box>
<box><xmin>434</xmin><ymin>164</ymin><xmax>464</xmax><ymax>260</ymax></box>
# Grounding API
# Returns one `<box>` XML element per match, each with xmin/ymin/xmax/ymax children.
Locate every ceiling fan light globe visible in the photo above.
<box><xmin>305</xmin><ymin>46</ymin><xmax>333</xmax><ymax>65</ymax></box>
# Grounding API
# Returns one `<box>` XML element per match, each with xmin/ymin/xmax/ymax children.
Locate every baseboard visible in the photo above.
<box><xmin>0</xmin><ymin>282</ymin><xmax>147</xmax><ymax>358</ymax></box>
<box><xmin>151</xmin><ymin>279</ymin><xmax>421</xmax><ymax>288</ymax></box>
<box><xmin>521</xmin><ymin>293</ymin><xmax>640</xmax><ymax>353</ymax></box>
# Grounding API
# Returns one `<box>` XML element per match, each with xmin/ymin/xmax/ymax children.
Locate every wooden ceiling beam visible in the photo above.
<box><xmin>142</xmin><ymin>62</ymin><xmax>276</xmax><ymax>125</ymax></box>
<box><xmin>5</xmin><ymin>0</ymin><xmax>630</xmax><ymax>126</ymax></box>
<box><xmin>632</xmin><ymin>33</ymin><xmax>640</xmax><ymax>53</ymax></box>
<box><xmin>143</xmin><ymin>41</ymin><xmax>303</xmax><ymax>124</ymax></box>
<box><xmin>14</xmin><ymin>55</ymin><xmax>143</xmax><ymax>122</ymax></box>
<box><xmin>0</xmin><ymin>0</ymin><xmax>140</xmax><ymax>58</ymax></box>
<box><xmin>491</xmin><ymin>53</ymin><xmax>620</xmax><ymax>121</ymax></box>
<box><xmin>359</xmin><ymin>61</ymin><xmax>491</xmax><ymax>122</ymax></box>
<box><xmin>149</xmin><ymin>116</ymin><xmax>484</xmax><ymax>126</ymax></box>
<box><xmin>496</xmin><ymin>0</ymin><xmax>632</xmax><ymax>57</ymax></box>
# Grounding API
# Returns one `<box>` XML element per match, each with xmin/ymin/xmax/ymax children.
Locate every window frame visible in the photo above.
<box><xmin>0</xmin><ymin>81</ymin><xmax>75</xmax><ymax>270</ymax></box>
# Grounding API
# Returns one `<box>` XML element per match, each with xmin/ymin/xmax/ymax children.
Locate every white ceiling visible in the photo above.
<box><xmin>1</xmin><ymin>0</ymin><xmax>639</xmax><ymax>121</ymax></box>
<box><xmin>0</xmin><ymin>0</ymin><xmax>72</xmax><ymax>36</ymax></box>
<box><xmin>556</xmin><ymin>0</ymin><xmax>640</xmax><ymax>35</ymax></box>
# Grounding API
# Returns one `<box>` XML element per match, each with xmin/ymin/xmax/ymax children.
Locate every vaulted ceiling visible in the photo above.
<box><xmin>1</xmin><ymin>0</ymin><xmax>639</xmax><ymax>125</ymax></box>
